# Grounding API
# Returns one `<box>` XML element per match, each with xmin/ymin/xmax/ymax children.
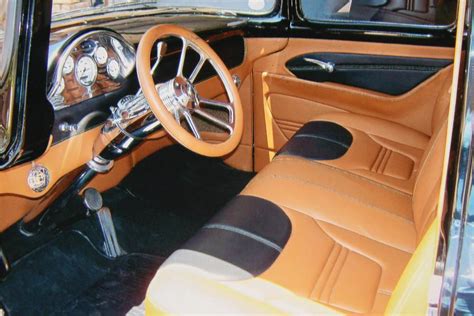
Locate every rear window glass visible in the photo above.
<box><xmin>299</xmin><ymin>0</ymin><xmax>457</xmax><ymax>27</ymax></box>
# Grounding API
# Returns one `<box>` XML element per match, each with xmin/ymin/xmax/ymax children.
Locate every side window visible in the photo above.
<box><xmin>0</xmin><ymin>0</ymin><xmax>20</xmax><ymax>154</ymax></box>
<box><xmin>298</xmin><ymin>0</ymin><xmax>457</xmax><ymax>27</ymax></box>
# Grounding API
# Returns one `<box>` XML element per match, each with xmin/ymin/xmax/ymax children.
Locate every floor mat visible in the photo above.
<box><xmin>60</xmin><ymin>253</ymin><xmax>164</xmax><ymax>315</ymax></box>
<box><xmin>0</xmin><ymin>231</ymin><xmax>164</xmax><ymax>315</ymax></box>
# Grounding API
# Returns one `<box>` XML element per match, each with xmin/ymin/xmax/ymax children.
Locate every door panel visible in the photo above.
<box><xmin>253</xmin><ymin>38</ymin><xmax>454</xmax><ymax>170</ymax></box>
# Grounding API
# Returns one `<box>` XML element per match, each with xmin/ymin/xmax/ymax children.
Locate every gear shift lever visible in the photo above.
<box><xmin>83</xmin><ymin>188</ymin><xmax>123</xmax><ymax>258</ymax></box>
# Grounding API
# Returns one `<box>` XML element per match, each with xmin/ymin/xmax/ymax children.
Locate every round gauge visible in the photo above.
<box><xmin>63</xmin><ymin>55</ymin><xmax>74</xmax><ymax>75</ymax></box>
<box><xmin>107</xmin><ymin>59</ymin><xmax>120</xmax><ymax>80</ymax></box>
<box><xmin>75</xmin><ymin>56</ymin><xmax>98</xmax><ymax>87</ymax></box>
<box><xmin>95</xmin><ymin>46</ymin><xmax>108</xmax><ymax>65</ymax></box>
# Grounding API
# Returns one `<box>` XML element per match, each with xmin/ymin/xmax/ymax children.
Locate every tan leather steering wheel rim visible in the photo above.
<box><xmin>137</xmin><ymin>24</ymin><xmax>243</xmax><ymax>157</ymax></box>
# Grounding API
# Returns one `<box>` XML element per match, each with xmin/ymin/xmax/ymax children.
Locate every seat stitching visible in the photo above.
<box><xmin>367</xmin><ymin>132</ymin><xmax>425</xmax><ymax>157</ymax></box>
<box><xmin>311</xmin><ymin>242</ymin><xmax>340</xmax><ymax>301</ymax></box>
<box><xmin>371</xmin><ymin>146</ymin><xmax>385</xmax><ymax>172</ymax></box>
<box><xmin>270</xmin><ymin>112</ymin><xmax>291</xmax><ymax>142</ymax></box>
<box><xmin>277</xmin><ymin>203</ymin><xmax>413</xmax><ymax>254</ymax></box>
<box><xmin>293</xmin><ymin>134</ymin><xmax>350</xmax><ymax>149</ymax></box>
<box><xmin>269</xmin><ymin>173</ymin><xmax>414</xmax><ymax>224</ymax></box>
<box><xmin>327</xmin><ymin>248</ymin><xmax>349</xmax><ymax>304</ymax></box>
<box><xmin>312</xmin><ymin>219</ymin><xmax>384</xmax><ymax>313</ymax></box>
<box><xmin>273</xmin><ymin>157</ymin><xmax>412</xmax><ymax>197</ymax></box>
<box><xmin>313</xmin><ymin>219</ymin><xmax>395</xmax><ymax>267</ymax></box>
<box><xmin>203</xmin><ymin>224</ymin><xmax>282</xmax><ymax>252</ymax></box>
<box><xmin>379</xmin><ymin>149</ymin><xmax>392</xmax><ymax>174</ymax></box>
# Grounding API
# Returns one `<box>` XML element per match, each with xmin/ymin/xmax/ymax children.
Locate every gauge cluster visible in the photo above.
<box><xmin>48</xmin><ymin>30</ymin><xmax>135</xmax><ymax>110</ymax></box>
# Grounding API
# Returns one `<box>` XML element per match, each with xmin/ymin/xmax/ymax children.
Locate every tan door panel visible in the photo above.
<box><xmin>253</xmin><ymin>38</ymin><xmax>454</xmax><ymax>170</ymax></box>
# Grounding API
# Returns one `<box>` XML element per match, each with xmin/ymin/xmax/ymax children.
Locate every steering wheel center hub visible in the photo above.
<box><xmin>158</xmin><ymin>77</ymin><xmax>198</xmax><ymax>114</ymax></box>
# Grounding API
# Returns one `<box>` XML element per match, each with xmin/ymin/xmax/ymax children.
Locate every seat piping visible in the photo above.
<box><xmin>203</xmin><ymin>224</ymin><xmax>283</xmax><ymax>252</ymax></box>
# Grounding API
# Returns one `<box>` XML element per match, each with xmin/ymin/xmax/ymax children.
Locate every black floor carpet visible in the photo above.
<box><xmin>0</xmin><ymin>232</ymin><xmax>165</xmax><ymax>315</ymax></box>
<box><xmin>0</xmin><ymin>145</ymin><xmax>254</xmax><ymax>315</ymax></box>
<box><xmin>104</xmin><ymin>145</ymin><xmax>254</xmax><ymax>256</ymax></box>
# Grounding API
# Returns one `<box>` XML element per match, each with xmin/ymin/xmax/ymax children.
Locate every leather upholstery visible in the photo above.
<box><xmin>252</xmin><ymin>37</ymin><xmax>454</xmax><ymax>170</ymax></box>
<box><xmin>277</xmin><ymin>121</ymin><xmax>353</xmax><ymax>160</ymax></box>
<box><xmin>145</xmin><ymin>59</ymin><xmax>452</xmax><ymax>315</ymax></box>
<box><xmin>180</xmin><ymin>195</ymin><xmax>291</xmax><ymax>276</ymax></box>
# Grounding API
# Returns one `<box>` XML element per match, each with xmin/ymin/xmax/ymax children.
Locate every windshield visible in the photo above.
<box><xmin>52</xmin><ymin>0</ymin><xmax>277</xmax><ymax>21</ymax></box>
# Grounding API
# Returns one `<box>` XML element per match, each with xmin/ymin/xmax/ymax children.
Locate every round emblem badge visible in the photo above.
<box><xmin>27</xmin><ymin>165</ymin><xmax>50</xmax><ymax>193</ymax></box>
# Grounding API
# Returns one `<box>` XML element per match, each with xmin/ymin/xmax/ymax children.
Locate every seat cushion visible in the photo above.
<box><xmin>145</xmin><ymin>195</ymin><xmax>412</xmax><ymax>314</ymax></box>
<box><xmin>242</xmin><ymin>157</ymin><xmax>417</xmax><ymax>253</ymax></box>
<box><xmin>179</xmin><ymin>195</ymin><xmax>292</xmax><ymax>277</ymax></box>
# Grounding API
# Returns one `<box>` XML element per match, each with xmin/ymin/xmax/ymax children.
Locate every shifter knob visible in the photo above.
<box><xmin>83</xmin><ymin>188</ymin><xmax>103</xmax><ymax>212</ymax></box>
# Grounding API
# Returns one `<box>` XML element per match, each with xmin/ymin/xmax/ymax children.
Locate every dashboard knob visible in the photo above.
<box><xmin>58</xmin><ymin>122</ymin><xmax>78</xmax><ymax>133</ymax></box>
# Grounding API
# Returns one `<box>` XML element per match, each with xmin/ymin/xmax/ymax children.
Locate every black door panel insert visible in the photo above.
<box><xmin>286</xmin><ymin>53</ymin><xmax>452</xmax><ymax>95</ymax></box>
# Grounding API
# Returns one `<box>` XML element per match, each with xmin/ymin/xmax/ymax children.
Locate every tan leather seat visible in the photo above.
<box><xmin>144</xmin><ymin>77</ymin><xmax>451</xmax><ymax>314</ymax></box>
<box><xmin>273</xmin><ymin>74</ymin><xmax>451</xmax><ymax>194</ymax></box>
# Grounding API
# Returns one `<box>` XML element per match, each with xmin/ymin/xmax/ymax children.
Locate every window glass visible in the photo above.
<box><xmin>0</xmin><ymin>0</ymin><xmax>6</xmax><ymax>57</ymax></box>
<box><xmin>299</xmin><ymin>0</ymin><xmax>457</xmax><ymax>27</ymax></box>
<box><xmin>0</xmin><ymin>0</ymin><xmax>19</xmax><ymax>154</ymax></box>
<box><xmin>0</xmin><ymin>0</ymin><xmax>18</xmax><ymax>83</ymax></box>
<box><xmin>52</xmin><ymin>0</ymin><xmax>277</xmax><ymax>22</ymax></box>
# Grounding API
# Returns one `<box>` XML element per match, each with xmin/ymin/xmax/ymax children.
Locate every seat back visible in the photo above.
<box><xmin>386</xmin><ymin>72</ymin><xmax>451</xmax><ymax>314</ymax></box>
<box><xmin>412</xmin><ymin>74</ymin><xmax>450</xmax><ymax>243</ymax></box>
<box><xmin>431</xmin><ymin>75</ymin><xmax>452</xmax><ymax>135</ymax></box>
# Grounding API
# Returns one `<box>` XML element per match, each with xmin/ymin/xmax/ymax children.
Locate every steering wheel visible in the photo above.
<box><xmin>136</xmin><ymin>25</ymin><xmax>243</xmax><ymax>157</ymax></box>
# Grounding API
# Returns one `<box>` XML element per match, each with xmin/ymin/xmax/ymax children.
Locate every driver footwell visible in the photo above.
<box><xmin>0</xmin><ymin>145</ymin><xmax>254</xmax><ymax>315</ymax></box>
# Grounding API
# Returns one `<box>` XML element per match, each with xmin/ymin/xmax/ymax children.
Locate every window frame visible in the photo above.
<box><xmin>0</xmin><ymin>0</ymin><xmax>21</xmax><ymax>85</ymax></box>
<box><xmin>295</xmin><ymin>0</ymin><xmax>459</xmax><ymax>31</ymax></box>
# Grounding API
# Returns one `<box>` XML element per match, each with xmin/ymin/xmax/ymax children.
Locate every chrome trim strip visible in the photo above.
<box><xmin>439</xmin><ymin>1</ymin><xmax>474</xmax><ymax>313</ymax></box>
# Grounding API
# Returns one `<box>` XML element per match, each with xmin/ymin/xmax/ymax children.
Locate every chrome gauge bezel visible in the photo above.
<box><xmin>63</xmin><ymin>55</ymin><xmax>74</xmax><ymax>75</ymax></box>
<box><xmin>47</xmin><ymin>30</ymin><xmax>136</xmax><ymax>110</ymax></box>
<box><xmin>58</xmin><ymin>77</ymin><xmax>65</xmax><ymax>94</ymax></box>
<box><xmin>75</xmin><ymin>55</ymin><xmax>98</xmax><ymax>87</ymax></box>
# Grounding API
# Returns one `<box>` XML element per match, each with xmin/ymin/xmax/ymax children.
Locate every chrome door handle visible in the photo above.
<box><xmin>303</xmin><ymin>58</ymin><xmax>336</xmax><ymax>73</ymax></box>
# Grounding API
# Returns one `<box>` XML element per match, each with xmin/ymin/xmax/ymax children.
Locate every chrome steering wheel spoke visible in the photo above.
<box><xmin>177</xmin><ymin>37</ymin><xmax>188</xmax><ymax>78</ymax></box>
<box><xmin>182</xmin><ymin>109</ymin><xmax>201</xmax><ymax>139</ymax></box>
<box><xmin>189</xmin><ymin>54</ymin><xmax>207</xmax><ymax>83</ymax></box>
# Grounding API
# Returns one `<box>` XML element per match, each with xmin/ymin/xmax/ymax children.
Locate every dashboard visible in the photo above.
<box><xmin>46</xmin><ymin>27</ymin><xmax>244</xmax><ymax>145</ymax></box>
<box><xmin>47</xmin><ymin>30</ymin><xmax>135</xmax><ymax>110</ymax></box>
